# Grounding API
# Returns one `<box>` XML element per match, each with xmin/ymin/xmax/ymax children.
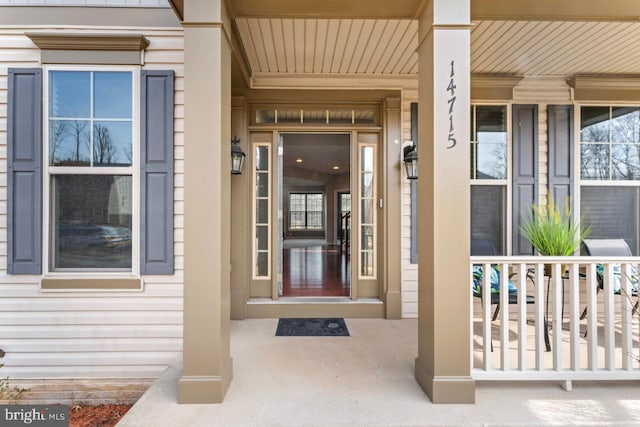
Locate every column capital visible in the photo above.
<box><xmin>418</xmin><ymin>0</ymin><xmax>471</xmax><ymax>47</ymax></box>
<box><xmin>182</xmin><ymin>0</ymin><xmax>222</xmax><ymax>22</ymax></box>
<box><xmin>418</xmin><ymin>0</ymin><xmax>470</xmax><ymax>25</ymax></box>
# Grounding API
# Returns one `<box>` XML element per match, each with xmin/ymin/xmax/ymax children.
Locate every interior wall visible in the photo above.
<box><xmin>325</xmin><ymin>173</ymin><xmax>350</xmax><ymax>244</ymax></box>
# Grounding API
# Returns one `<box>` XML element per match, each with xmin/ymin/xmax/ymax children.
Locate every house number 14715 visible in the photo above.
<box><xmin>446</xmin><ymin>60</ymin><xmax>456</xmax><ymax>149</ymax></box>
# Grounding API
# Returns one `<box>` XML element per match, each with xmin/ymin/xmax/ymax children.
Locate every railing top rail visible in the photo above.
<box><xmin>470</xmin><ymin>256</ymin><xmax>640</xmax><ymax>263</ymax></box>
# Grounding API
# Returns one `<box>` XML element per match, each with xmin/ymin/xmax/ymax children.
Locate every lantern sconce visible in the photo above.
<box><xmin>403</xmin><ymin>141</ymin><xmax>418</xmax><ymax>180</ymax></box>
<box><xmin>231</xmin><ymin>135</ymin><xmax>246</xmax><ymax>175</ymax></box>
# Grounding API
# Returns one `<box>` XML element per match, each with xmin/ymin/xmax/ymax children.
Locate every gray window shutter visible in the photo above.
<box><xmin>140</xmin><ymin>70</ymin><xmax>174</xmax><ymax>275</ymax></box>
<box><xmin>410</xmin><ymin>102</ymin><xmax>418</xmax><ymax>264</ymax></box>
<box><xmin>7</xmin><ymin>68</ymin><xmax>43</xmax><ymax>275</ymax></box>
<box><xmin>547</xmin><ymin>105</ymin><xmax>574</xmax><ymax>211</ymax></box>
<box><xmin>512</xmin><ymin>104</ymin><xmax>538</xmax><ymax>255</ymax></box>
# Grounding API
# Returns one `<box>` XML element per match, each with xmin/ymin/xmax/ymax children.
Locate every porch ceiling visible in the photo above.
<box><xmin>234</xmin><ymin>18</ymin><xmax>640</xmax><ymax>81</ymax></box>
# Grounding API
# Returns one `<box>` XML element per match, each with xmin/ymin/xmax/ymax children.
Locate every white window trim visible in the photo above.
<box><xmin>470</xmin><ymin>102</ymin><xmax>513</xmax><ymax>255</ymax></box>
<box><xmin>41</xmin><ymin>64</ymin><xmax>141</xmax><ymax>278</ymax></box>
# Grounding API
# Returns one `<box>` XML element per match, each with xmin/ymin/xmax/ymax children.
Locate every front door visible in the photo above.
<box><xmin>248</xmin><ymin>130</ymin><xmax>381</xmax><ymax>300</ymax></box>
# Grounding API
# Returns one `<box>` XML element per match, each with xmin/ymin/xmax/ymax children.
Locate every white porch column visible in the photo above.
<box><xmin>415</xmin><ymin>0</ymin><xmax>474</xmax><ymax>403</ymax></box>
<box><xmin>179</xmin><ymin>0</ymin><xmax>233</xmax><ymax>403</ymax></box>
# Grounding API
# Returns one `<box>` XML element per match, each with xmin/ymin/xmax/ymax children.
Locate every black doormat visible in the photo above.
<box><xmin>276</xmin><ymin>318</ymin><xmax>350</xmax><ymax>336</ymax></box>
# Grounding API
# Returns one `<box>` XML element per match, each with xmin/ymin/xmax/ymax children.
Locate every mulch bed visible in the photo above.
<box><xmin>69</xmin><ymin>403</ymin><xmax>132</xmax><ymax>427</ymax></box>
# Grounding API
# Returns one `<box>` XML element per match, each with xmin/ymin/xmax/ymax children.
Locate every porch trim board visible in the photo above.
<box><xmin>473</xmin><ymin>371</ymin><xmax>640</xmax><ymax>381</ymax></box>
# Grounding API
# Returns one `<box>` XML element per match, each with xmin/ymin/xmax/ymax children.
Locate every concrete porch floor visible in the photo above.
<box><xmin>119</xmin><ymin>319</ymin><xmax>640</xmax><ymax>426</ymax></box>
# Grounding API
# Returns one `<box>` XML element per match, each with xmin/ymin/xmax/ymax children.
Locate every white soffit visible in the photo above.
<box><xmin>236</xmin><ymin>18</ymin><xmax>640</xmax><ymax>79</ymax></box>
<box><xmin>472</xmin><ymin>20</ymin><xmax>640</xmax><ymax>76</ymax></box>
<box><xmin>235</xmin><ymin>18</ymin><xmax>419</xmax><ymax>75</ymax></box>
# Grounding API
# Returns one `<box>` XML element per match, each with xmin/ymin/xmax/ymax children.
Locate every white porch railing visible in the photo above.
<box><xmin>471</xmin><ymin>257</ymin><xmax>640</xmax><ymax>382</ymax></box>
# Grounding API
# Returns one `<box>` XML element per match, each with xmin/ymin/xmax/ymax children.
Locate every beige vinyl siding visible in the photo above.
<box><xmin>0</xmin><ymin>28</ymin><xmax>184</xmax><ymax>381</ymax></box>
<box><xmin>401</xmin><ymin>88</ymin><xmax>417</xmax><ymax>318</ymax></box>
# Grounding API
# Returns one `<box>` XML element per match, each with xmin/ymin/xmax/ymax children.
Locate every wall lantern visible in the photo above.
<box><xmin>231</xmin><ymin>135</ymin><xmax>246</xmax><ymax>175</ymax></box>
<box><xmin>403</xmin><ymin>142</ymin><xmax>418</xmax><ymax>180</ymax></box>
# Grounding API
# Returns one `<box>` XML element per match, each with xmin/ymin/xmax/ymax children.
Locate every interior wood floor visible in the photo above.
<box><xmin>282</xmin><ymin>241</ymin><xmax>351</xmax><ymax>297</ymax></box>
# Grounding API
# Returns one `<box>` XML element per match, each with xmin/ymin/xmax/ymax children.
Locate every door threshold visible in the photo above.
<box><xmin>246</xmin><ymin>297</ymin><xmax>384</xmax><ymax>318</ymax></box>
<box><xmin>250</xmin><ymin>297</ymin><xmax>381</xmax><ymax>304</ymax></box>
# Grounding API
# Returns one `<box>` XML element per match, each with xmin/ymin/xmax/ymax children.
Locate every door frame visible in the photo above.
<box><xmin>231</xmin><ymin>94</ymin><xmax>402</xmax><ymax>319</ymax></box>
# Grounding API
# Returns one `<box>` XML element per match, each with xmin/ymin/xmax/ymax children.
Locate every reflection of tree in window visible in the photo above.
<box><xmin>581</xmin><ymin>143</ymin><xmax>610</xmax><ymax>179</ymax></box>
<box><xmin>581</xmin><ymin>107</ymin><xmax>640</xmax><ymax>180</ymax></box>
<box><xmin>94</xmin><ymin>124</ymin><xmax>116</xmax><ymax>165</ymax></box>
<box><xmin>49</xmin><ymin>120</ymin><xmax>68</xmax><ymax>164</ymax></box>
<box><xmin>470</xmin><ymin>105</ymin><xmax>507</xmax><ymax>180</ymax></box>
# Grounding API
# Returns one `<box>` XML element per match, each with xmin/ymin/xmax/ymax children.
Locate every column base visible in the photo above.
<box><xmin>230</xmin><ymin>290</ymin><xmax>247</xmax><ymax>320</ymax></box>
<box><xmin>385</xmin><ymin>290</ymin><xmax>402</xmax><ymax>319</ymax></box>
<box><xmin>415</xmin><ymin>357</ymin><xmax>475</xmax><ymax>404</ymax></box>
<box><xmin>178</xmin><ymin>357</ymin><xmax>233</xmax><ymax>404</ymax></box>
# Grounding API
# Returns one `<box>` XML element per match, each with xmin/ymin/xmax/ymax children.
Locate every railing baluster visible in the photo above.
<box><xmin>482</xmin><ymin>263</ymin><xmax>491</xmax><ymax>371</ymax></box>
<box><xmin>621</xmin><ymin>263</ymin><xmax>633</xmax><ymax>371</ymax></box>
<box><xmin>500</xmin><ymin>262</ymin><xmax>509</xmax><ymax>370</ymax></box>
<box><xmin>470</xmin><ymin>263</ymin><xmax>474</xmax><ymax>374</ymax></box>
<box><xmin>569</xmin><ymin>263</ymin><xmax>580</xmax><ymax>371</ymax></box>
<box><xmin>470</xmin><ymin>255</ymin><xmax>640</xmax><ymax>380</ymax></box>
<box><xmin>604</xmin><ymin>263</ymin><xmax>615</xmax><ymax>370</ymax></box>
<box><xmin>518</xmin><ymin>263</ymin><xmax>527</xmax><ymax>371</ymax></box>
<box><xmin>637</xmin><ymin>263</ymin><xmax>640</xmax><ymax>370</ymax></box>
<box><xmin>586</xmin><ymin>263</ymin><xmax>598</xmax><ymax>370</ymax></box>
<box><xmin>553</xmin><ymin>263</ymin><xmax>563</xmax><ymax>370</ymax></box>
<box><xmin>535</xmin><ymin>263</ymin><xmax>544</xmax><ymax>370</ymax></box>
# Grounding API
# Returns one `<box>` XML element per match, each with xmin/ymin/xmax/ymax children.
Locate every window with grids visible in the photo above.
<box><xmin>580</xmin><ymin>106</ymin><xmax>640</xmax><ymax>254</ymax></box>
<box><xmin>470</xmin><ymin>105</ymin><xmax>508</xmax><ymax>255</ymax></box>
<box><xmin>46</xmin><ymin>70</ymin><xmax>135</xmax><ymax>271</ymax></box>
<box><xmin>289</xmin><ymin>193</ymin><xmax>324</xmax><ymax>230</ymax></box>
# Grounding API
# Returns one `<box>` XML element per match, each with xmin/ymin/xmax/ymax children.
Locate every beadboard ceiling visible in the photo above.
<box><xmin>235</xmin><ymin>18</ymin><xmax>640</xmax><ymax>78</ymax></box>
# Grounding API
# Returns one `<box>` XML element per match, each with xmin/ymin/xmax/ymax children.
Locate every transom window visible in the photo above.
<box><xmin>289</xmin><ymin>193</ymin><xmax>324</xmax><ymax>230</ymax></box>
<box><xmin>46</xmin><ymin>69</ymin><xmax>136</xmax><ymax>272</ymax></box>
<box><xmin>254</xmin><ymin>107</ymin><xmax>378</xmax><ymax>126</ymax></box>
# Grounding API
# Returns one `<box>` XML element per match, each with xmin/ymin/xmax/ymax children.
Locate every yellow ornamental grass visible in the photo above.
<box><xmin>520</xmin><ymin>197</ymin><xmax>590</xmax><ymax>256</ymax></box>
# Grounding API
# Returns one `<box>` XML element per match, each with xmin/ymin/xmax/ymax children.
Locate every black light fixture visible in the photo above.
<box><xmin>403</xmin><ymin>142</ymin><xmax>418</xmax><ymax>180</ymax></box>
<box><xmin>231</xmin><ymin>135</ymin><xmax>246</xmax><ymax>175</ymax></box>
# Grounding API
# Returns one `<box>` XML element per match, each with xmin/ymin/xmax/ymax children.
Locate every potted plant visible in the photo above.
<box><xmin>520</xmin><ymin>196</ymin><xmax>590</xmax><ymax>275</ymax></box>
